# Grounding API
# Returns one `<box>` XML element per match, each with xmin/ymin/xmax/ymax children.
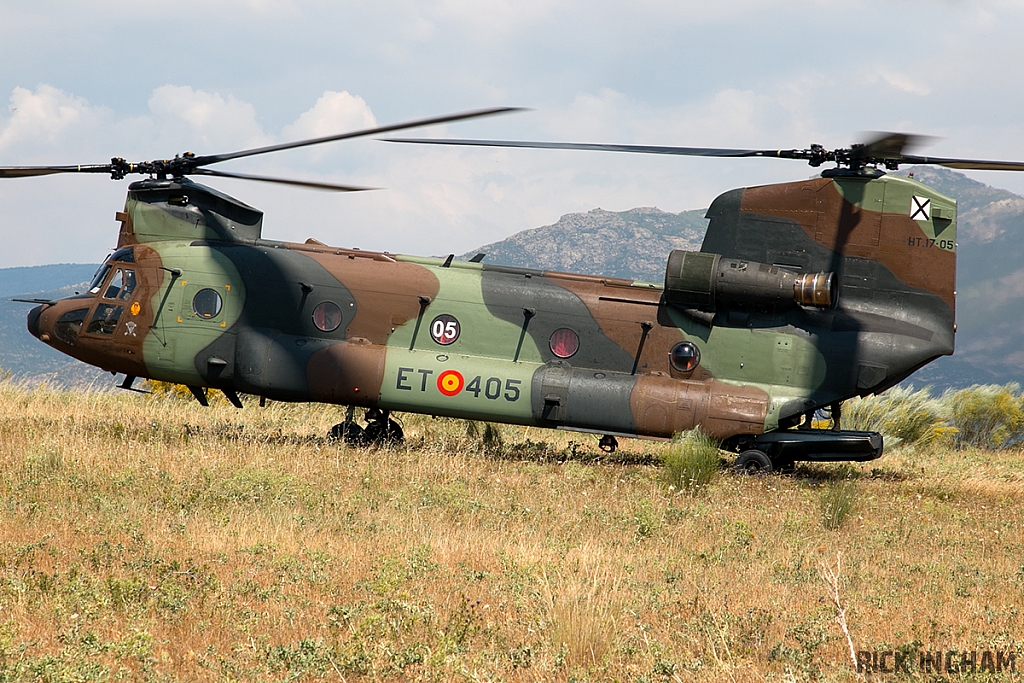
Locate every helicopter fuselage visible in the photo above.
<box><xmin>27</xmin><ymin>173</ymin><xmax>957</xmax><ymax>442</ymax></box>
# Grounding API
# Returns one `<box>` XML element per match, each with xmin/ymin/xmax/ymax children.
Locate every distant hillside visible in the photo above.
<box><xmin>0</xmin><ymin>263</ymin><xmax>98</xmax><ymax>299</ymax></box>
<box><xmin>461</xmin><ymin>207</ymin><xmax>707</xmax><ymax>282</ymax></box>
<box><xmin>0</xmin><ymin>264</ymin><xmax>108</xmax><ymax>388</ymax></box>
<box><xmin>893</xmin><ymin>168</ymin><xmax>1024</xmax><ymax>388</ymax></box>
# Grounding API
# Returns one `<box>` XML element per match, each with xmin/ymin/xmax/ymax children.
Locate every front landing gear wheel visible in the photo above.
<box><xmin>734</xmin><ymin>450</ymin><xmax>772</xmax><ymax>475</ymax></box>
<box><xmin>598</xmin><ymin>435</ymin><xmax>618</xmax><ymax>453</ymax></box>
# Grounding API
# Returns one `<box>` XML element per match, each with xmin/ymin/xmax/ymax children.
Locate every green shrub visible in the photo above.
<box><xmin>842</xmin><ymin>386</ymin><xmax>948</xmax><ymax>448</ymax></box>
<box><xmin>944</xmin><ymin>383</ymin><xmax>1024</xmax><ymax>449</ymax></box>
<box><xmin>820</xmin><ymin>479</ymin><xmax>857</xmax><ymax>530</ymax></box>
<box><xmin>662</xmin><ymin>430</ymin><xmax>720</xmax><ymax>494</ymax></box>
<box><xmin>143</xmin><ymin>380</ymin><xmax>230</xmax><ymax>406</ymax></box>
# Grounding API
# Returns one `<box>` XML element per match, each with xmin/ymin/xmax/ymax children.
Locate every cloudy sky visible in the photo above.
<box><xmin>1</xmin><ymin>1</ymin><xmax>1023</xmax><ymax>267</ymax></box>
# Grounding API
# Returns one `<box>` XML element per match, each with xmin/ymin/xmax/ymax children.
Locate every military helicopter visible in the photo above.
<box><xmin>9</xmin><ymin>109</ymin><xmax>1024</xmax><ymax>472</ymax></box>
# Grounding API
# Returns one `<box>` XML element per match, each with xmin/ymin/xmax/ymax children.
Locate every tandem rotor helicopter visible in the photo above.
<box><xmin>8</xmin><ymin>107</ymin><xmax>1024</xmax><ymax>471</ymax></box>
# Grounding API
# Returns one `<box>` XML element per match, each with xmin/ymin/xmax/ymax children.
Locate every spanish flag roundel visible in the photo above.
<box><xmin>437</xmin><ymin>370</ymin><xmax>464</xmax><ymax>397</ymax></box>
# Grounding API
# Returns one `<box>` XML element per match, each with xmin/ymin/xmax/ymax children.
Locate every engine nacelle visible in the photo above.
<box><xmin>664</xmin><ymin>250</ymin><xmax>834</xmax><ymax>310</ymax></box>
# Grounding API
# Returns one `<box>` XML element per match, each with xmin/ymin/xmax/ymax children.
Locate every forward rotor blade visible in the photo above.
<box><xmin>897</xmin><ymin>155</ymin><xmax>1024</xmax><ymax>171</ymax></box>
<box><xmin>192</xmin><ymin>107</ymin><xmax>525</xmax><ymax>167</ymax></box>
<box><xmin>0</xmin><ymin>164</ymin><xmax>112</xmax><ymax>178</ymax></box>
<box><xmin>192</xmin><ymin>168</ymin><xmax>378</xmax><ymax>191</ymax></box>
<box><xmin>10</xmin><ymin>297</ymin><xmax>57</xmax><ymax>305</ymax></box>
<box><xmin>383</xmin><ymin>137</ymin><xmax>778</xmax><ymax>158</ymax></box>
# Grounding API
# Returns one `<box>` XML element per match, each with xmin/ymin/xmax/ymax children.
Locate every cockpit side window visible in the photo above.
<box><xmin>86</xmin><ymin>304</ymin><xmax>124</xmax><ymax>335</ymax></box>
<box><xmin>118</xmin><ymin>270</ymin><xmax>136</xmax><ymax>300</ymax></box>
<box><xmin>88</xmin><ymin>264</ymin><xmax>112</xmax><ymax>295</ymax></box>
<box><xmin>104</xmin><ymin>269</ymin><xmax>124</xmax><ymax>299</ymax></box>
<box><xmin>54</xmin><ymin>307</ymin><xmax>89</xmax><ymax>345</ymax></box>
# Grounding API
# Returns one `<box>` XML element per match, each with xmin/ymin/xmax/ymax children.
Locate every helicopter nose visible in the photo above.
<box><xmin>27</xmin><ymin>305</ymin><xmax>43</xmax><ymax>339</ymax></box>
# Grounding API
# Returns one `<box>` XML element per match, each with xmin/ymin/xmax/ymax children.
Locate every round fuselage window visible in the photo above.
<box><xmin>193</xmin><ymin>288</ymin><xmax>223</xmax><ymax>319</ymax></box>
<box><xmin>313</xmin><ymin>301</ymin><xmax>343</xmax><ymax>332</ymax></box>
<box><xmin>549</xmin><ymin>327</ymin><xmax>580</xmax><ymax>359</ymax></box>
<box><xmin>669</xmin><ymin>341</ymin><xmax>700</xmax><ymax>372</ymax></box>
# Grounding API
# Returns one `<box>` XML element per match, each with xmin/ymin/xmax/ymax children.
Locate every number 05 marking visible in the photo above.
<box><xmin>430</xmin><ymin>314</ymin><xmax>460</xmax><ymax>345</ymax></box>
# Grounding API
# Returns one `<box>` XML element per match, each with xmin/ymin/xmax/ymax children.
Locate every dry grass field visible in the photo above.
<box><xmin>0</xmin><ymin>381</ymin><xmax>1022</xmax><ymax>681</ymax></box>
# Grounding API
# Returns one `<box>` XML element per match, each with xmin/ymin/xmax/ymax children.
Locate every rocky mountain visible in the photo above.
<box><xmin>889</xmin><ymin>168</ymin><xmax>1024</xmax><ymax>387</ymax></box>
<box><xmin>461</xmin><ymin>207</ymin><xmax>707</xmax><ymax>282</ymax></box>
<box><xmin>5</xmin><ymin>168</ymin><xmax>1024</xmax><ymax>391</ymax></box>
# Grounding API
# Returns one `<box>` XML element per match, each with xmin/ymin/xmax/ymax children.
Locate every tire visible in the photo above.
<box><xmin>364</xmin><ymin>418</ymin><xmax>404</xmax><ymax>446</ymax></box>
<box><xmin>734</xmin><ymin>449</ymin><xmax>772</xmax><ymax>475</ymax></box>
<box><xmin>328</xmin><ymin>421</ymin><xmax>366</xmax><ymax>446</ymax></box>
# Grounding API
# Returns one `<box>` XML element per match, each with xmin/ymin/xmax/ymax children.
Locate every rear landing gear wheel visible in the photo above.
<box><xmin>364</xmin><ymin>408</ymin><xmax>404</xmax><ymax>446</ymax></box>
<box><xmin>734</xmin><ymin>450</ymin><xmax>772</xmax><ymax>475</ymax></box>
<box><xmin>328</xmin><ymin>421</ymin><xmax>366</xmax><ymax>445</ymax></box>
<box><xmin>365</xmin><ymin>419</ymin><xmax>404</xmax><ymax>445</ymax></box>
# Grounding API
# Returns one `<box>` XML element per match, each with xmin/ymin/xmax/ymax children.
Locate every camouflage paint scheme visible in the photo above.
<box><xmin>27</xmin><ymin>172</ymin><xmax>957</xmax><ymax>440</ymax></box>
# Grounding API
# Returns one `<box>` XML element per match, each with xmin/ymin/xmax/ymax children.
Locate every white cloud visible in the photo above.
<box><xmin>864</xmin><ymin>68</ymin><xmax>932</xmax><ymax>97</ymax></box>
<box><xmin>282</xmin><ymin>91</ymin><xmax>377</xmax><ymax>140</ymax></box>
<box><xmin>400</xmin><ymin>15</ymin><xmax>436</xmax><ymax>41</ymax></box>
<box><xmin>671</xmin><ymin>89</ymin><xmax>770</xmax><ymax>143</ymax></box>
<box><xmin>0</xmin><ymin>85</ymin><xmax>110</xmax><ymax>153</ymax></box>
<box><xmin>4</xmin><ymin>2</ymin><xmax>1024</xmax><ymax>268</ymax></box>
<box><xmin>432</xmin><ymin>0</ymin><xmax>556</xmax><ymax>39</ymax></box>
<box><xmin>145</xmin><ymin>85</ymin><xmax>270</xmax><ymax>151</ymax></box>
<box><xmin>540</xmin><ymin>85</ymin><xmax>815</xmax><ymax>150</ymax></box>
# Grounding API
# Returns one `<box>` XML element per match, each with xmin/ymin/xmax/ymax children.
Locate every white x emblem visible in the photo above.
<box><xmin>911</xmin><ymin>196</ymin><xmax>930</xmax><ymax>221</ymax></box>
<box><xmin>124</xmin><ymin>321</ymin><xmax>137</xmax><ymax>337</ymax></box>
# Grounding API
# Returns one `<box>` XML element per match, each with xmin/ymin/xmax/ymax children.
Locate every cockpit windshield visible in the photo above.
<box><xmin>87</xmin><ymin>247</ymin><xmax>139</xmax><ymax>299</ymax></box>
<box><xmin>88</xmin><ymin>262</ymin><xmax>112</xmax><ymax>295</ymax></box>
<box><xmin>110</xmin><ymin>246</ymin><xmax>134</xmax><ymax>263</ymax></box>
<box><xmin>96</xmin><ymin>268</ymin><xmax>137</xmax><ymax>300</ymax></box>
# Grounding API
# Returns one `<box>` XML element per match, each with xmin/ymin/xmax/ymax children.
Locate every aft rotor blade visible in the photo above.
<box><xmin>856</xmin><ymin>131</ymin><xmax>937</xmax><ymax>158</ymax></box>
<box><xmin>383</xmin><ymin>137</ymin><xmax>785</xmax><ymax>158</ymax></box>
<box><xmin>898</xmin><ymin>155</ymin><xmax>1024</xmax><ymax>171</ymax></box>
<box><xmin>193</xmin><ymin>107</ymin><xmax>525</xmax><ymax>167</ymax></box>
<box><xmin>0</xmin><ymin>164</ymin><xmax>112</xmax><ymax>178</ymax></box>
<box><xmin>192</xmin><ymin>168</ymin><xmax>378</xmax><ymax>191</ymax></box>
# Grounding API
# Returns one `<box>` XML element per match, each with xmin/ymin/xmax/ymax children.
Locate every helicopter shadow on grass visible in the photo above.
<box><xmin>780</xmin><ymin>461</ymin><xmax>913</xmax><ymax>484</ymax></box>
<box><xmin>490</xmin><ymin>438</ymin><xmax>661</xmax><ymax>466</ymax></box>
